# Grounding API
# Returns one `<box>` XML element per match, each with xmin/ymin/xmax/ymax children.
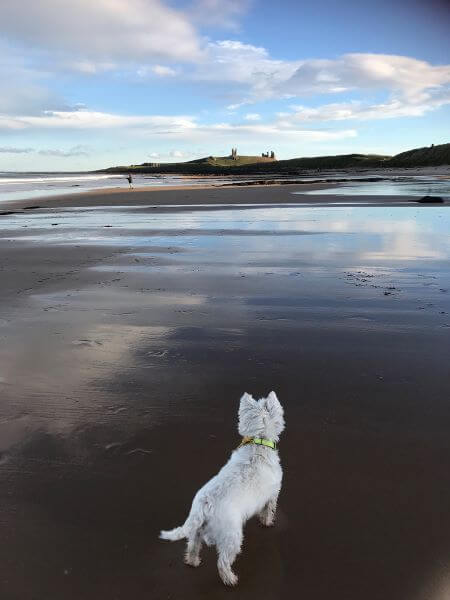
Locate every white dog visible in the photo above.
<box><xmin>160</xmin><ymin>391</ymin><xmax>285</xmax><ymax>586</ymax></box>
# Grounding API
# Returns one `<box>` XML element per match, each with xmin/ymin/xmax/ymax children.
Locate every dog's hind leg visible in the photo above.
<box><xmin>184</xmin><ymin>529</ymin><xmax>203</xmax><ymax>567</ymax></box>
<box><xmin>217</xmin><ymin>529</ymin><xmax>242</xmax><ymax>586</ymax></box>
<box><xmin>258</xmin><ymin>493</ymin><xmax>279</xmax><ymax>527</ymax></box>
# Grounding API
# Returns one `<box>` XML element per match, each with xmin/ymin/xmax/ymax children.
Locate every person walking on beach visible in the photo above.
<box><xmin>127</xmin><ymin>173</ymin><xmax>133</xmax><ymax>189</ymax></box>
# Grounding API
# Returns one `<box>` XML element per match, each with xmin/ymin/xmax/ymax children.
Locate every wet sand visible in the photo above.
<box><xmin>0</xmin><ymin>180</ymin><xmax>427</xmax><ymax>212</ymax></box>
<box><xmin>1</xmin><ymin>192</ymin><xmax>450</xmax><ymax>600</ymax></box>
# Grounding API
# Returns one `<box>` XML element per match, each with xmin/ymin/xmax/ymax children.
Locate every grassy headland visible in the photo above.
<box><xmin>100</xmin><ymin>143</ymin><xmax>449</xmax><ymax>176</ymax></box>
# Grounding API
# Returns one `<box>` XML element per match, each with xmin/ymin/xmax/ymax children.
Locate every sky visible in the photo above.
<box><xmin>0</xmin><ymin>0</ymin><xmax>449</xmax><ymax>171</ymax></box>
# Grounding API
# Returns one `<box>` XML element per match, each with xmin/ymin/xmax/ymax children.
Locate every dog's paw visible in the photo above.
<box><xmin>184</xmin><ymin>555</ymin><xmax>201</xmax><ymax>568</ymax></box>
<box><xmin>219</xmin><ymin>569</ymin><xmax>238</xmax><ymax>586</ymax></box>
<box><xmin>259</xmin><ymin>514</ymin><xmax>275</xmax><ymax>527</ymax></box>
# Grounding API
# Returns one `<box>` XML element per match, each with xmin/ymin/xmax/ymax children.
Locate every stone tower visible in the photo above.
<box><xmin>231</xmin><ymin>147</ymin><xmax>237</xmax><ymax>160</ymax></box>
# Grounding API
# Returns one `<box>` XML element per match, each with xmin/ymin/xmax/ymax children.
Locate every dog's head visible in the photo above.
<box><xmin>238</xmin><ymin>391</ymin><xmax>285</xmax><ymax>442</ymax></box>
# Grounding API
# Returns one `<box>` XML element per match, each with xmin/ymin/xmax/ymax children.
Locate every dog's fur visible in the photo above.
<box><xmin>160</xmin><ymin>391</ymin><xmax>285</xmax><ymax>586</ymax></box>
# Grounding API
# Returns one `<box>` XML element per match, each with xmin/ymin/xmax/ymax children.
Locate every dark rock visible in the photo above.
<box><xmin>23</xmin><ymin>205</ymin><xmax>42</xmax><ymax>210</ymax></box>
<box><xmin>416</xmin><ymin>196</ymin><xmax>445</xmax><ymax>204</ymax></box>
<box><xmin>0</xmin><ymin>211</ymin><xmax>21</xmax><ymax>216</ymax></box>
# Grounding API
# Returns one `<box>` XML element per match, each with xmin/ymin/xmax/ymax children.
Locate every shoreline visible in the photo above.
<box><xmin>0</xmin><ymin>182</ymin><xmax>340</xmax><ymax>210</ymax></box>
<box><xmin>1</xmin><ymin>165</ymin><xmax>449</xmax><ymax>211</ymax></box>
<box><xmin>0</xmin><ymin>181</ymin><xmax>441</xmax><ymax>212</ymax></box>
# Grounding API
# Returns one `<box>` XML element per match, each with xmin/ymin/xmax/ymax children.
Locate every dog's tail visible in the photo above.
<box><xmin>160</xmin><ymin>508</ymin><xmax>205</xmax><ymax>542</ymax></box>
<box><xmin>159</xmin><ymin>526</ymin><xmax>186</xmax><ymax>541</ymax></box>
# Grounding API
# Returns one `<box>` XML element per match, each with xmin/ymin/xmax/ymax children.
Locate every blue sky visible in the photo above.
<box><xmin>0</xmin><ymin>0</ymin><xmax>449</xmax><ymax>170</ymax></box>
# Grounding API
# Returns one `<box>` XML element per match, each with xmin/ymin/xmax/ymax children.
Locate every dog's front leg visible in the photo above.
<box><xmin>259</xmin><ymin>493</ymin><xmax>279</xmax><ymax>527</ymax></box>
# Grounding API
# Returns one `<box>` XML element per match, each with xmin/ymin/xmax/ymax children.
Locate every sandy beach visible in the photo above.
<box><xmin>1</xmin><ymin>185</ymin><xmax>450</xmax><ymax>600</ymax></box>
<box><xmin>0</xmin><ymin>179</ymin><xmax>441</xmax><ymax>213</ymax></box>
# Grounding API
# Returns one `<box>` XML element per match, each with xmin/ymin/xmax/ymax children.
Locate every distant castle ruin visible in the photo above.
<box><xmin>230</xmin><ymin>147</ymin><xmax>276</xmax><ymax>161</ymax></box>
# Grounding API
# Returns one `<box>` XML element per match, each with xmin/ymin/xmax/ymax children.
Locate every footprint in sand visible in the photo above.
<box><xmin>126</xmin><ymin>448</ymin><xmax>152</xmax><ymax>456</ymax></box>
<box><xmin>147</xmin><ymin>349</ymin><xmax>168</xmax><ymax>358</ymax></box>
<box><xmin>71</xmin><ymin>339</ymin><xmax>103</xmax><ymax>347</ymax></box>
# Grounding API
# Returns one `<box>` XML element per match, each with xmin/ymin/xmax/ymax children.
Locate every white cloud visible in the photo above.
<box><xmin>136</xmin><ymin>64</ymin><xmax>178</xmax><ymax>78</ymax></box>
<box><xmin>0</xmin><ymin>80</ymin><xmax>66</xmax><ymax>116</ymax></box>
<box><xmin>227</xmin><ymin>101</ymin><xmax>253</xmax><ymax>110</ymax></box>
<box><xmin>38</xmin><ymin>145</ymin><xmax>90</xmax><ymax>157</ymax></box>
<box><xmin>3</xmin><ymin>8</ymin><xmax>449</xmax><ymax>128</ymax></box>
<box><xmin>0</xmin><ymin>145</ymin><xmax>91</xmax><ymax>157</ymax></box>
<box><xmin>244</xmin><ymin>113</ymin><xmax>261</xmax><ymax>121</ymax></box>
<box><xmin>0</xmin><ymin>0</ymin><xmax>202</xmax><ymax>64</ymax></box>
<box><xmin>0</xmin><ymin>110</ymin><xmax>198</xmax><ymax>132</ymax></box>
<box><xmin>0</xmin><ymin>108</ymin><xmax>356</xmax><ymax>144</ymax></box>
<box><xmin>189</xmin><ymin>0</ymin><xmax>252</xmax><ymax>30</ymax></box>
<box><xmin>192</xmin><ymin>47</ymin><xmax>450</xmax><ymax>118</ymax></box>
<box><xmin>289</xmin><ymin>91</ymin><xmax>450</xmax><ymax>122</ymax></box>
<box><xmin>67</xmin><ymin>60</ymin><xmax>117</xmax><ymax>74</ymax></box>
<box><xmin>201</xmin><ymin>122</ymin><xmax>357</xmax><ymax>142</ymax></box>
<box><xmin>197</xmin><ymin>40</ymin><xmax>300</xmax><ymax>95</ymax></box>
<box><xmin>0</xmin><ymin>42</ymin><xmax>70</xmax><ymax>116</ymax></box>
<box><xmin>0</xmin><ymin>146</ymin><xmax>34</xmax><ymax>153</ymax></box>
<box><xmin>284</xmin><ymin>54</ymin><xmax>450</xmax><ymax>99</ymax></box>
<box><xmin>151</xmin><ymin>65</ymin><xmax>177</xmax><ymax>77</ymax></box>
<box><xmin>147</xmin><ymin>149</ymin><xmax>198</xmax><ymax>160</ymax></box>
<box><xmin>201</xmin><ymin>47</ymin><xmax>450</xmax><ymax>125</ymax></box>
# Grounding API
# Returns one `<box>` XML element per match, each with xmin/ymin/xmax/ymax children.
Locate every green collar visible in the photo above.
<box><xmin>238</xmin><ymin>436</ymin><xmax>277</xmax><ymax>450</ymax></box>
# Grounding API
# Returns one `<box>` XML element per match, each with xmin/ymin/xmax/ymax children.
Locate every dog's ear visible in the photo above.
<box><xmin>239</xmin><ymin>392</ymin><xmax>257</xmax><ymax>410</ymax></box>
<box><xmin>262</xmin><ymin>391</ymin><xmax>284</xmax><ymax>419</ymax></box>
<box><xmin>267</xmin><ymin>391</ymin><xmax>279</xmax><ymax>404</ymax></box>
<box><xmin>238</xmin><ymin>392</ymin><xmax>262</xmax><ymax>436</ymax></box>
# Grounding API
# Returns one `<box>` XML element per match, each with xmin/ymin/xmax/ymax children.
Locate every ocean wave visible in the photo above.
<box><xmin>0</xmin><ymin>173</ymin><xmax>124</xmax><ymax>185</ymax></box>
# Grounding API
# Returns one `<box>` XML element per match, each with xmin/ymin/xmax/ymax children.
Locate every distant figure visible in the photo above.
<box><xmin>126</xmin><ymin>173</ymin><xmax>133</xmax><ymax>189</ymax></box>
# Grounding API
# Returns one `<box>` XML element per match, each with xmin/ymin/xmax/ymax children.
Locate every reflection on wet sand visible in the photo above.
<box><xmin>1</xmin><ymin>202</ymin><xmax>450</xmax><ymax>599</ymax></box>
<box><xmin>415</xmin><ymin>566</ymin><xmax>450</xmax><ymax>600</ymax></box>
<box><xmin>304</xmin><ymin>177</ymin><xmax>450</xmax><ymax>197</ymax></box>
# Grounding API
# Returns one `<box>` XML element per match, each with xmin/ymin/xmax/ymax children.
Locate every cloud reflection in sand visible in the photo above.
<box><xmin>2</xmin><ymin>204</ymin><xmax>450</xmax><ymax>451</ymax></box>
<box><xmin>0</xmin><ymin>287</ymin><xmax>208</xmax><ymax>446</ymax></box>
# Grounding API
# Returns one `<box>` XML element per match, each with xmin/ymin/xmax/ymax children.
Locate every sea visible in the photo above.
<box><xmin>0</xmin><ymin>172</ymin><xmax>231</xmax><ymax>203</ymax></box>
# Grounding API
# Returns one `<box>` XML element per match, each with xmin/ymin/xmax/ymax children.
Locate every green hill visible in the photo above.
<box><xmin>263</xmin><ymin>153</ymin><xmax>390</xmax><ymax>171</ymax></box>
<box><xmin>104</xmin><ymin>152</ymin><xmax>389</xmax><ymax>175</ymax></box>
<box><xmin>184</xmin><ymin>155</ymin><xmax>276</xmax><ymax>167</ymax></box>
<box><xmin>101</xmin><ymin>143</ymin><xmax>449</xmax><ymax>175</ymax></box>
<box><xmin>387</xmin><ymin>143</ymin><xmax>450</xmax><ymax>166</ymax></box>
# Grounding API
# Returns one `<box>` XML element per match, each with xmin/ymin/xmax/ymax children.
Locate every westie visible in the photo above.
<box><xmin>160</xmin><ymin>391</ymin><xmax>285</xmax><ymax>586</ymax></box>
